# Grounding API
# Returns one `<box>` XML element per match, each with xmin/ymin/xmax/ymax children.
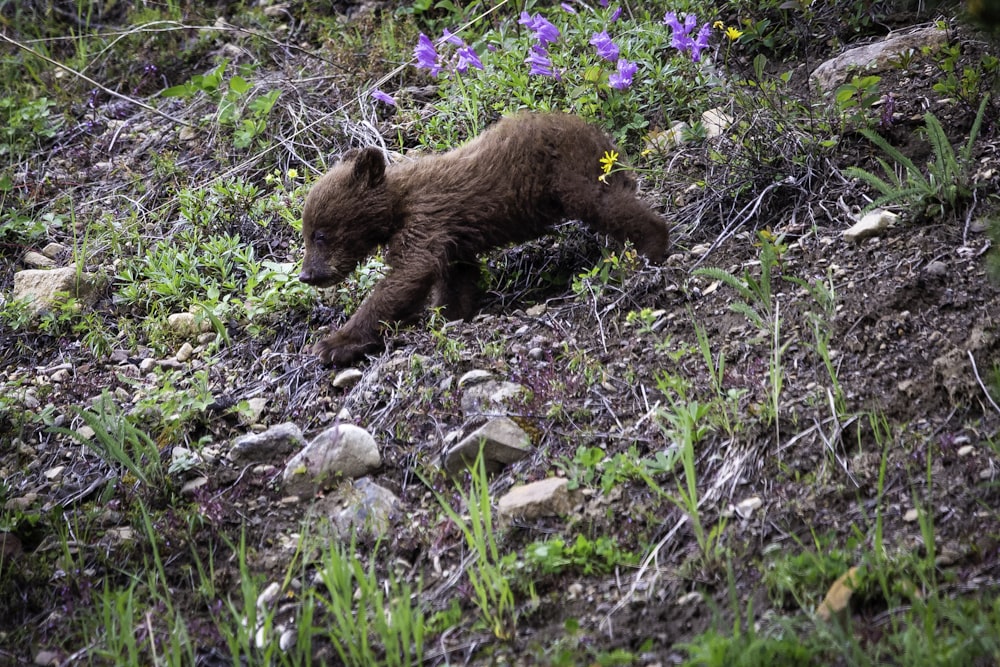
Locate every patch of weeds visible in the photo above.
<box><xmin>834</xmin><ymin>74</ymin><xmax>881</xmax><ymax>129</ymax></box>
<box><xmin>571</xmin><ymin>247</ymin><xmax>639</xmax><ymax>301</ymax></box>
<box><xmin>314</xmin><ymin>540</ymin><xmax>426</xmax><ymax>667</ymax></box>
<box><xmin>557</xmin><ymin>443</ymin><xmax>675</xmax><ymax>494</ymax></box>
<box><xmin>162</xmin><ymin>59</ymin><xmax>281</xmax><ymax>150</ymax></box>
<box><xmin>543</xmin><ymin>618</ymin><xmax>644</xmax><ymax>666</ymax></box>
<box><xmin>513</xmin><ymin>533</ymin><xmax>638</xmax><ymax>578</ymax></box>
<box><xmin>52</xmin><ymin>391</ymin><xmax>164</xmax><ymax>487</ymax></box>
<box><xmin>930</xmin><ymin>42</ymin><xmax>1000</xmax><ymax>108</ymax></box>
<box><xmin>0</xmin><ymin>95</ymin><xmax>62</xmax><ymax>162</ymax></box>
<box><xmin>693</xmin><ymin>230</ymin><xmax>789</xmax><ymax>432</ymax></box>
<box><xmin>843</xmin><ymin>94</ymin><xmax>990</xmax><ymax>220</ymax></box>
<box><xmin>428</xmin><ymin>451</ymin><xmax>516</xmax><ymax>640</ymax></box>
<box><xmin>763</xmin><ymin>534</ymin><xmax>856</xmax><ymax>609</ymax></box>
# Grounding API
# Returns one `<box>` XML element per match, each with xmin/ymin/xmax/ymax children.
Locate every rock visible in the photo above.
<box><xmin>644</xmin><ymin>121</ymin><xmax>690</xmax><ymax>153</ymax></box>
<box><xmin>22</xmin><ymin>251</ymin><xmax>55</xmax><ymax>268</ymax></box>
<box><xmin>460</xmin><ymin>380</ymin><xmax>526</xmax><ymax>417</ymax></box>
<box><xmin>312</xmin><ymin>477</ymin><xmax>400</xmax><ymax>539</ymax></box>
<box><xmin>5</xmin><ymin>493</ymin><xmax>37</xmax><ymax>511</ymax></box>
<box><xmin>34</xmin><ymin>649</ymin><xmax>62</xmax><ymax>666</ymax></box>
<box><xmin>924</xmin><ymin>260</ymin><xmax>947</xmax><ymax>277</ymax></box>
<box><xmin>843</xmin><ymin>209</ymin><xmax>897</xmax><ymax>243</ymax></box>
<box><xmin>701</xmin><ymin>107</ymin><xmax>733</xmax><ymax>139</ymax></box>
<box><xmin>443</xmin><ymin>417</ymin><xmax>531</xmax><ymax>476</ymax></box>
<box><xmin>525</xmin><ymin>303</ymin><xmax>547</xmax><ymax>317</ymax></box>
<box><xmin>41</xmin><ymin>242</ymin><xmax>67</xmax><ymax>259</ymax></box>
<box><xmin>231</xmin><ymin>422</ymin><xmax>305</xmax><ymax>464</ymax></box>
<box><xmin>12</xmin><ymin>267</ymin><xmax>104</xmax><ymax>314</ymax></box>
<box><xmin>903</xmin><ymin>508</ymin><xmax>919</xmax><ymax>522</ymax></box>
<box><xmin>242</xmin><ymin>397</ymin><xmax>268</xmax><ymax>424</ymax></box>
<box><xmin>1</xmin><ymin>531</ymin><xmax>23</xmax><ymax>559</ymax></box>
<box><xmin>175</xmin><ymin>342</ymin><xmax>195</xmax><ymax>362</ymax></box>
<box><xmin>167</xmin><ymin>312</ymin><xmax>208</xmax><ymax>336</ymax></box>
<box><xmin>735</xmin><ymin>496</ymin><xmax>763</xmax><ymax>519</ymax></box>
<box><xmin>179</xmin><ymin>126</ymin><xmax>198</xmax><ymax>142</ymax></box>
<box><xmin>811</xmin><ymin>26</ymin><xmax>948</xmax><ymax>91</ymax></box>
<box><xmin>497</xmin><ymin>477</ymin><xmax>571</xmax><ymax>519</ymax></box>
<box><xmin>458</xmin><ymin>369</ymin><xmax>493</xmax><ymax>387</ymax></box>
<box><xmin>283</xmin><ymin>424</ymin><xmax>381</xmax><ymax>496</ymax></box>
<box><xmin>332</xmin><ymin>368</ymin><xmax>364</xmax><ymax>389</ymax></box>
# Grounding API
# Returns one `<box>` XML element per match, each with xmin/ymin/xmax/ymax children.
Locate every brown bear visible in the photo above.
<box><xmin>299</xmin><ymin>111</ymin><xmax>669</xmax><ymax>366</ymax></box>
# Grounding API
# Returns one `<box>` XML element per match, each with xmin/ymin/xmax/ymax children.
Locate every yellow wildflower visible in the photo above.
<box><xmin>713</xmin><ymin>20</ymin><xmax>725</xmax><ymax>29</ymax></box>
<box><xmin>725</xmin><ymin>26</ymin><xmax>743</xmax><ymax>41</ymax></box>
<box><xmin>287</xmin><ymin>168</ymin><xmax>300</xmax><ymax>179</ymax></box>
<box><xmin>598</xmin><ymin>150</ymin><xmax>618</xmax><ymax>183</ymax></box>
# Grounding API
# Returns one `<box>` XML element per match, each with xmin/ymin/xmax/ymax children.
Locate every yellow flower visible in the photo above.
<box><xmin>725</xmin><ymin>26</ymin><xmax>743</xmax><ymax>41</ymax></box>
<box><xmin>599</xmin><ymin>150</ymin><xmax>618</xmax><ymax>173</ymax></box>
<box><xmin>713</xmin><ymin>20</ymin><xmax>725</xmax><ymax>29</ymax></box>
<box><xmin>286</xmin><ymin>168</ymin><xmax>300</xmax><ymax>179</ymax></box>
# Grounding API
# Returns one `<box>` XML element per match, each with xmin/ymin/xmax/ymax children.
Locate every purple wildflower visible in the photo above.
<box><xmin>599</xmin><ymin>0</ymin><xmax>608</xmax><ymax>6</ymax></box>
<box><xmin>414</xmin><ymin>33</ymin><xmax>441</xmax><ymax>76</ymax></box>
<box><xmin>455</xmin><ymin>45</ymin><xmax>484</xmax><ymax>73</ymax></box>
<box><xmin>519</xmin><ymin>12</ymin><xmax>560</xmax><ymax>45</ymax></box>
<box><xmin>525</xmin><ymin>45</ymin><xmax>557</xmax><ymax>78</ymax></box>
<box><xmin>608</xmin><ymin>58</ymin><xmax>637</xmax><ymax>90</ymax></box>
<box><xmin>609</xmin><ymin>5</ymin><xmax>622</xmax><ymax>22</ymax></box>
<box><xmin>370</xmin><ymin>89</ymin><xmax>397</xmax><ymax>106</ymax></box>
<box><xmin>663</xmin><ymin>13</ymin><xmax>712</xmax><ymax>62</ymax></box>
<box><xmin>590</xmin><ymin>31</ymin><xmax>619</xmax><ymax>62</ymax></box>
<box><xmin>441</xmin><ymin>28</ymin><xmax>464</xmax><ymax>46</ymax></box>
<box><xmin>690</xmin><ymin>22</ymin><xmax>712</xmax><ymax>62</ymax></box>
<box><xmin>561</xmin><ymin>2</ymin><xmax>576</xmax><ymax>13</ymax></box>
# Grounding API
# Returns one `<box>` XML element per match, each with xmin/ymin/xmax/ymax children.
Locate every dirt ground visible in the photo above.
<box><xmin>1</xmin><ymin>2</ymin><xmax>1000</xmax><ymax>664</ymax></box>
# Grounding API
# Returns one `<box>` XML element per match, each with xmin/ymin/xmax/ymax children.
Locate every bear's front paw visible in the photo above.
<box><xmin>312</xmin><ymin>332</ymin><xmax>379</xmax><ymax>366</ymax></box>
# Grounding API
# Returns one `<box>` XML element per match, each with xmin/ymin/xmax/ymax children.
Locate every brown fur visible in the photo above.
<box><xmin>299</xmin><ymin>112</ymin><xmax>669</xmax><ymax>365</ymax></box>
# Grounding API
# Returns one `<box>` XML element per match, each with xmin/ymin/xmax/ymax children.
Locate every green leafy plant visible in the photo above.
<box><xmin>843</xmin><ymin>94</ymin><xmax>990</xmax><ymax>219</ymax></box>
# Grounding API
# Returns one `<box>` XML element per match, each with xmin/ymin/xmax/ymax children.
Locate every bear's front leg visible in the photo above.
<box><xmin>313</xmin><ymin>265</ymin><xmax>437</xmax><ymax>366</ymax></box>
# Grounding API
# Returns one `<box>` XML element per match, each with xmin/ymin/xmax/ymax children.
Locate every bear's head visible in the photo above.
<box><xmin>299</xmin><ymin>147</ymin><xmax>392</xmax><ymax>288</ymax></box>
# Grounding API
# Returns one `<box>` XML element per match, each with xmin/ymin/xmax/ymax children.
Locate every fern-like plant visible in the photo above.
<box><xmin>843</xmin><ymin>94</ymin><xmax>989</xmax><ymax>219</ymax></box>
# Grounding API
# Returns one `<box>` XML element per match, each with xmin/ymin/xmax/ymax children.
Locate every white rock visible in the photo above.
<box><xmin>843</xmin><ymin>209</ymin><xmax>897</xmax><ymax>243</ymax></box>
<box><xmin>460</xmin><ymin>380</ymin><xmax>525</xmax><ymax>417</ymax></box>
<box><xmin>458</xmin><ymin>369</ymin><xmax>493</xmax><ymax>388</ymax></box>
<box><xmin>702</xmin><ymin>107</ymin><xmax>733</xmax><ymax>139</ymax></box>
<box><xmin>332</xmin><ymin>368</ymin><xmax>363</xmax><ymax>389</ymax></box>
<box><xmin>283</xmin><ymin>424</ymin><xmax>381</xmax><ymax>496</ymax></box>
<box><xmin>735</xmin><ymin>496</ymin><xmax>763</xmax><ymax>519</ymax></box>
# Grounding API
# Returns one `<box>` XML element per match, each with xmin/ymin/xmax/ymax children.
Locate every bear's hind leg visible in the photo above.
<box><xmin>430</xmin><ymin>261</ymin><xmax>482</xmax><ymax>321</ymax></box>
<box><xmin>560</xmin><ymin>176</ymin><xmax>670</xmax><ymax>260</ymax></box>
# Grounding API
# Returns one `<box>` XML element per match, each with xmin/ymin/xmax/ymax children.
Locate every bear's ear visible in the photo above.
<box><xmin>347</xmin><ymin>146</ymin><xmax>386</xmax><ymax>188</ymax></box>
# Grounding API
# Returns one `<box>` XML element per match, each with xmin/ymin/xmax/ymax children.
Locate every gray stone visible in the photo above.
<box><xmin>443</xmin><ymin>417</ymin><xmax>531</xmax><ymax>476</ymax></box>
<box><xmin>497</xmin><ymin>477</ymin><xmax>571</xmax><ymax>519</ymax></box>
<box><xmin>41</xmin><ymin>242</ymin><xmax>67</xmax><ymax>259</ymax></box>
<box><xmin>22</xmin><ymin>251</ymin><xmax>54</xmax><ymax>268</ymax></box>
<box><xmin>458</xmin><ymin>369</ymin><xmax>493</xmax><ymax>387</ymax></box>
<box><xmin>311</xmin><ymin>477</ymin><xmax>400</xmax><ymax>539</ymax></box>
<box><xmin>811</xmin><ymin>26</ymin><xmax>948</xmax><ymax>92</ymax></box>
<box><xmin>283</xmin><ymin>424</ymin><xmax>381</xmax><ymax>496</ymax></box>
<box><xmin>460</xmin><ymin>380</ymin><xmax>526</xmax><ymax>417</ymax></box>
<box><xmin>12</xmin><ymin>267</ymin><xmax>104</xmax><ymax>314</ymax></box>
<box><xmin>231</xmin><ymin>422</ymin><xmax>305</xmax><ymax>464</ymax></box>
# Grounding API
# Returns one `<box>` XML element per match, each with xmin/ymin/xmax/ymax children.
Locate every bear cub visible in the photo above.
<box><xmin>299</xmin><ymin>112</ymin><xmax>669</xmax><ymax>366</ymax></box>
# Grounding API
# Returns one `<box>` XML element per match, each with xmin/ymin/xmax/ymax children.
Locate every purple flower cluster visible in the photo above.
<box><xmin>663</xmin><ymin>12</ymin><xmax>712</xmax><ymax>62</ymax></box>
<box><xmin>519</xmin><ymin>11</ymin><xmax>561</xmax><ymax>78</ymax></box>
<box><xmin>414</xmin><ymin>29</ymin><xmax>484</xmax><ymax>78</ymax></box>
<box><xmin>588</xmin><ymin>21</ymin><xmax>636</xmax><ymax>90</ymax></box>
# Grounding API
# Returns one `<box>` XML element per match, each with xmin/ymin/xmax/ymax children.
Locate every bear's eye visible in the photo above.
<box><xmin>312</xmin><ymin>230</ymin><xmax>327</xmax><ymax>245</ymax></box>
